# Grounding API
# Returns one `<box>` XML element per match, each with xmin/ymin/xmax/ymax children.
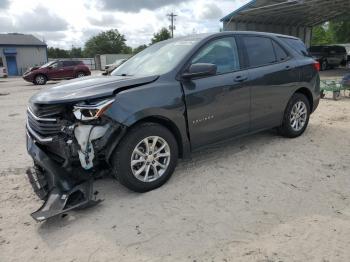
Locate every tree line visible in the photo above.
<box><xmin>48</xmin><ymin>27</ymin><xmax>171</xmax><ymax>58</ymax></box>
<box><xmin>311</xmin><ymin>17</ymin><xmax>350</xmax><ymax>45</ymax></box>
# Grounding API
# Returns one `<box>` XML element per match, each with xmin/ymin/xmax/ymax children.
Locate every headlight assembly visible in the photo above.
<box><xmin>73</xmin><ymin>98</ymin><xmax>115</xmax><ymax>121</ymax></box>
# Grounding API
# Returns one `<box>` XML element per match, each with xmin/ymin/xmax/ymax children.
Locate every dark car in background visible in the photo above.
<box><xmin>25</xmin><ymin>32</ymin><xmax>320</xmax><ymax>221</ymax></box>
<box><xmin>309</xmin><ymin>45</ymin><xmax>347</xmax><ymax>70</ymax></box>
<box><xmin>23</xmin><ymin>60</ymin><xmax>91</xmax><ymax>85</ymax></box>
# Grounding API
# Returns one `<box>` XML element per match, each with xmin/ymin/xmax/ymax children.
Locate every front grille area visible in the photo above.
<box><xmin>27</xmin><ymin>106</ymin><xmax>62</xmax><ymax>137</ymax></box>
<box><xmin>30</xmin><ymin>103</ymin><xmax>64</xmax><ymax>118</ymax></box>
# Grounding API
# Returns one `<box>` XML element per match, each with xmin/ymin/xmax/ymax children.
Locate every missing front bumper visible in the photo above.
<box><xmin>30</xmin><ymin>179</ymin><xmax>101</xmax><ymax>222</ymax></box>
<box><xmin>26</xmin><ymin>132</ymin><xmax>102</xmax><ymax>221</ymax></box>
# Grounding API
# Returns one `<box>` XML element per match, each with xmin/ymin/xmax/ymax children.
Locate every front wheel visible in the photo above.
<box><xmin>111</xmin><ymin>123</ymin><xmax>178</xmax><ymax>192</ymax></box>
<box><xmin>34</xmin><ymin>74</ymin><xmax>47</xmax><ymax>85</ymax></box>
<box><xmin>278</xmin><ymin>93</ymin><xmax>310</xmax><ymax>138</ymax></box>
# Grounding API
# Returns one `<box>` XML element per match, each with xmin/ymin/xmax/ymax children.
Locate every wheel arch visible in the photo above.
<box><xmin>34</xmin><ymin>73</ymin><xmax>48</xmax><ymax>79</ymax></box>
<box><xmin>130</xmin><ymin>116</ymin><xmax>185</xmax><ymax>158</ymax></box>
<box><xmin>294</xmin><ymin>87</ymin><xmax>313</xmax><ymax>112</ymax></box>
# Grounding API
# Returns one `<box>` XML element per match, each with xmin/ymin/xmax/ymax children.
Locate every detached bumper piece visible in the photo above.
<box><xmin>27</xmin><ymin>133</ymin><xmax>102</xmax><ymax>222</ymax></box>
<box><xmin>31</xmin><ymin>180</ymin><xmax>101</xmax><ymax>222</ymax></box>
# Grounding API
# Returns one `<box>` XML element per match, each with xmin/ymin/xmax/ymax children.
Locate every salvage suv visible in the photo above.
<box><xmin>23</xmin><ymin>60</ymin><xmax>91</xmax><ymax>85</ymax></box>
<box><xmin>26</xmin><ymin>32</ymin><xmax>320</xmax><ymax>221</ymax></box>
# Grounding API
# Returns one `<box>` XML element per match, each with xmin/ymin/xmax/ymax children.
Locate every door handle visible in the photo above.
<box><xmin>234</xmin><ymin>75</ymin><xmax>248</xmax><ymax>82</ymax></box>
<box><xmin>285</xmin><ymin>65</ymin><xmax>292</xmax><ymax>70</ymax></box>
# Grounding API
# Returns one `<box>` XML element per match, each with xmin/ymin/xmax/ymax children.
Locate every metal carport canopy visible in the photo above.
<box><xmin>221</xmin><ymin>0</ymin><xmax>350</xmax><ymax>27</ymax></box>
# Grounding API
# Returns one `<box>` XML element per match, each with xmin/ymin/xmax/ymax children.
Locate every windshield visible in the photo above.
<box><xmin>40</xmin><ymin>61</ymin><xmax>55</xmax><ymax>68</ymax></box>
<box><xmin>112</xmin><ymin>39</ymin><xmax>199</xmax><ymax>76</ymax></box>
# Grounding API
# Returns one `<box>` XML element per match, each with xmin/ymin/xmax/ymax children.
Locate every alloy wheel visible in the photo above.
<box><xmin>130</xmin><ymin>136</ymin><xmax>171</xmax><ymax>183</ymax></box>
<box><xmin>36</xmin><ymin>75</ymin><xmax>45</xmax><ymax>84</ymax></box>
<box><xmin>290</xmin><ymin>101</ymin><xmax>307</xmax><ymax>131</ymax></box>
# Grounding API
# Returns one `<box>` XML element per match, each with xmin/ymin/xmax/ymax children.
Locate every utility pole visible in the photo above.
<box><xmin>167</xmin><ymin>12</ymin><xmax>177</xmax><ymax>38</ymax></box>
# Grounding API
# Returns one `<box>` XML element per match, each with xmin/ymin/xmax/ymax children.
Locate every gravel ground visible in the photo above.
<box><xmin>0</xmin><ymin>73</ymin><xmax>350</xmax><ymax>262</ymax></box>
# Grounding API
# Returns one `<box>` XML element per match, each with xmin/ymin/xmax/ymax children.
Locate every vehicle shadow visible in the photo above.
<box><xmin>36</xmin><ymin>129</ymin><xmax>279</xmax><ymax>232</ymax></box>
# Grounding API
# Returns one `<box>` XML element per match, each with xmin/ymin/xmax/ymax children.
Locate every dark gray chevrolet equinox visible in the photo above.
<box><xmin>26</xmin><ymin>31</ymin><xmax>320</xmax><ymax>220</ymax></box>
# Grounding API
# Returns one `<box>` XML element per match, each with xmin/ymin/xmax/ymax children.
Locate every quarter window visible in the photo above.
<box><xmin>243</xmin><ymin>36</ymin><xmax>276</xmax><ymax>67</ymax></box>
<box><xmin>272</xmin><ymin>41</ymin><xmax>288</xmax><ymax>62</ymax></box>
<box><xmin>279</xmin><ymin>37</ymin><xmax>310</xmax><ymax>57</ymax></box>
<box><xmin>191</xmin><ymin>37</ymin><xmax>240</xmax><ymax>74</ymax></box>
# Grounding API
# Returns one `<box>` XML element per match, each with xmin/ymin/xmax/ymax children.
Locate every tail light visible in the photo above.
<box><xmin>313</xmin><ymin>61</ymin><xmax>320</xmax><ymax>72</ymax></box>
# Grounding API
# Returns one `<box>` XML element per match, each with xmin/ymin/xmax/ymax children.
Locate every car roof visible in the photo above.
<box><xmin>167</xmin><ymin>31</ymin><xmax>300</xmax><ymax>43</ymax></box>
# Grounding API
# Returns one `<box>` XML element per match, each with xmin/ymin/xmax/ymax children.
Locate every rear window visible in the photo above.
<box><xmin>243</xmin><ymin>36</ymin><xmax>276</xmax><ymax>67</ymax></box>
<box><xmin>279</xmin><ymin>37</ymin><xmax>310</xmax><ymax>57</ymax></box>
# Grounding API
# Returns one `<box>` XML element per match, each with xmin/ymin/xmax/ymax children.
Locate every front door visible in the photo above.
<box><xmin>46</xmin><ymin>61</ymin><xmax>63</xmax><ymax>79</ymax></box>
<box><xmin>182</xmin><ymin>36</ymin><xmax>250</xmax><ymax>149</ymax></box>
<box><xmin>6</xmin><ymin>56</ymin><xmax>18</xmax><ymax>76</ymax></box>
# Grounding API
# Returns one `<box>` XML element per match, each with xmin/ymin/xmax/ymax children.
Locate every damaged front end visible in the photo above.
<box><xmin>26</xmin><ymin>98</ymin><xmax>125</xmax><ymax>221</ymax></box>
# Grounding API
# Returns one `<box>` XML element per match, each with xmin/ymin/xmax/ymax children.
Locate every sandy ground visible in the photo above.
<box><xmin>0</xmin><ymin>73</ymin><xmax>350</xmax><ymax>262</ymax></box>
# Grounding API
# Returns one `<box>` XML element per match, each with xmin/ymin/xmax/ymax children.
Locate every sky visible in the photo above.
<box><xmin>0</xmin><ymin>0</ymin><xmax>250</xmax><ymax>49</ymax></box>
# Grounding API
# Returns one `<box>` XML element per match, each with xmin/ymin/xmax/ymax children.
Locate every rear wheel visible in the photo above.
<box><xmin>278</xmin><ymin>93</ymin><xmax>310</xmax><ymax>138</ymax></box>
<box><xmin>111</xmin><ymin>123</ymin><xmax>178</xmax><ymax>192</ymax></box>
<box><xmin>321</xmin><ymin>60</ymin><xmax>328</xmax><ymax>71</ymax></box>
<box><xmin>34</xmin><ymin>74</ymin><xmax>47</xmax><ymax>85</ymax></box>
<box><xmin>76</xmin><ymin>72</ymin><xmax>85</xmax><ymax>78</ymax></box>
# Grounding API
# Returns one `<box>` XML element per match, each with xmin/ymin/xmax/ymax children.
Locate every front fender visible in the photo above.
<box><xmin>105</xmin><ymin>80</ymin><xmax>191</xmax><ymax>157</ymax></box>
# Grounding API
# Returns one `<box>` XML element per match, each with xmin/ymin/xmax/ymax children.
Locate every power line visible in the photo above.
<box><xmin>167</xmin><ymin>13</ymin><xmax>177</xmax><ymax>38</ymax></box>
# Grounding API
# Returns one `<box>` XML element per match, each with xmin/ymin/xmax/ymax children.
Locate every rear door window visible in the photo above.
<box><xmin>62</xmin><ymin>61</ymin><xmax>74</xmax><ymax>67</ymax></box>
<box><xmin>242</xmin><ymin>36</ymin><xmax>276</xmax><ymax>67</ymax></box>
<box><xmin>0</xmin><ymin>57</ymin><xmax>3</xmax><ymax>67</ymax></box>
<box><xmin>191</xmin><ymin>37</ymin><xmax>240</xmax><ymax>74</ymax></box>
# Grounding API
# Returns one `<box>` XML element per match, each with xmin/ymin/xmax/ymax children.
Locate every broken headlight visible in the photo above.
<box><xmin>73</xmin><ymin>98</ymin><xmax>115</xmax><ymax>121</ymax></box>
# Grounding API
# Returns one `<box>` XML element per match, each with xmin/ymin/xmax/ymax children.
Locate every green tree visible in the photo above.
<box><xmin>133</xmin><ymin>44</ymin><xmax>148</xmax><ymax>54</ymax></box>
<box><xmin>311</xmin><ymin>24</ymin><xmax>332</xmax><ymax>45</ymax></box>
<box><xmin>151</xmin><ymin>28</ymin><xmax>171</xmax><ymax>44</ymax></box>
<box><xmin>47</xmin><ymin>47</ymin><xmax>70</xmax><ymax>58</ymax></box>
<box><xmin>70</xmin><ymin>47</ymin><xmax>84</xmax><ymax>58</ymax></box>
<box><xmin>84</xmin><ymin>29</ymin><xmax>131</xmax><ymax>57</ymax></box>
<box><xmin>329</xmin><ymin>17</ymin><xmax>350</xmax><ymax>43</ymax></box>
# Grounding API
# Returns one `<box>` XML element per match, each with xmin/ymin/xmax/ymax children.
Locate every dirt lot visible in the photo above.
<box><xmin>1</xmin><ymin>73</ymin><xmax>350</xmax><ymax>262</ymax></box>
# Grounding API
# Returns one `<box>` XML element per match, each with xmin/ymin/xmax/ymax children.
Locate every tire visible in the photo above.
<box><xmin>333</xmin><ymin>91</ymin><xmax>341</xmax><ymax>100</ymax></box>
<box><xmin>320</xmin><ymin>90</ymin><xmax>326</xmax><ymax>99</ymax></box>
<box><xmin>34</xmin><ymin>74</ymin><xmax>47</xmax><ymax>85</ymax></box>
<box><xmin>76</xmin><ymin>72</ymin><xmax>85</xmax><ymax>78</ymax></box>
<box><xmin>111</xmin><ymin>122</ymin><xmax>178</xmax><ymax>193</ymax></box>
<box><xmin>278</xmin><ymin>93</ymin><xmax>310</xmax><ymax>138</ymax></box>
<box><xmin>321</xmin><ymin>60</ymin><xmax>328</xmax><ymax>71</ymax></box>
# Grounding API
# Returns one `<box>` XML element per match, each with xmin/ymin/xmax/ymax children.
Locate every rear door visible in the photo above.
<box><xmin>61</xmin><ymin>61</ymin><xmax>75</xmax><ymax>78</ymax></box>
<box><xmin>182</xmin><ymin>36</ymin><xmax>250</xmax><ymax>149</ymax></box>
<box><xmin>240</xmin><ymin>35</ymin><xmax>298</xmax><ymax>131</ymax></box>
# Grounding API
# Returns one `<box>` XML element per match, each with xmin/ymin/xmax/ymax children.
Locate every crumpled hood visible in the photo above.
<box><xmin>30</xmin><ymin>75</ymin><xmax>159</xmax><ymax>104</ymax></box>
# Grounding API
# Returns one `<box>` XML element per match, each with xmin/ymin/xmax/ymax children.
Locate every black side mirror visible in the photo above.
<box><xmin>182</xmin><ymin>63</ymin><xmax>217</xmax><ymax>79</ymax></box>
<box><xmin>48</xmin><ymin>66</ymin><xmax>53</xmax><ymax>69</ymax></box>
